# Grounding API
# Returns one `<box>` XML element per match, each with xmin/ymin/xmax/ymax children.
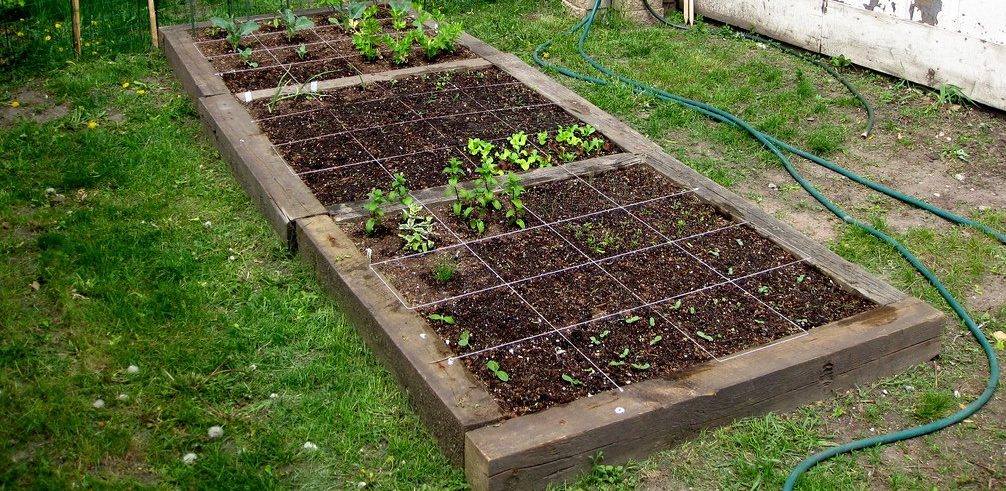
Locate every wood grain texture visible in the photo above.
<box><xmin>296</xmin><ymin>215</ymin><xmax>504</xmax><ymax>463</ymax></box>
<box><xmin>197</xmin><ymin>94</ymin><xmax>328</xmax><ymax>249</ymax></box>
<box><xmin>465</xmin><ymin>297</ymin><xmax>943</xmax><ymax>490</ymax></box>
<box><xmin>159</xmin><ymin>26</ymin><xmax>231</xmax><ymax>100</ymax></box>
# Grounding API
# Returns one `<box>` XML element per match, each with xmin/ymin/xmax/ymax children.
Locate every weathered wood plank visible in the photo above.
<box><xmin>329</xmin><ymin>153</ymin><xmax>642</xmax><ymax>220</ymax></box>
<box><xmin>295</xmin><ymin>215</ymin><xmax>504</xmax><ymax>463</ymax></box>
<box><xmin>465</xmin><ymin>297</ymin><xmax>943</xmax><ymax>490</ymax></box>
<box><xmin>244</xmin><ymin>57</ymin><xmax>493</xmax><ymax>100</ymax></box>
<box><xmin>159</xmin><ymin>26</ymin><xmax>231</xmax><ymax>100</ymax></box>
<box><xmin>197</xmin><ymin>94</ymin><xmax>328</xmax><ymax>249</ymax></box>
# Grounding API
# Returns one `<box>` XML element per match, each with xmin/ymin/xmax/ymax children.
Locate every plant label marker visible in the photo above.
<box><xmin>366</xmin><ymin>248</ymin><xmax>372</xmax><ymax>263</ymax></box>
<box><xmin>243</xmin><ymin>91</ymin><xmax>252</xmax><ymax>102</ymax></box>
<box><xmin>614</xmin><ymin>407</ymin><xmax>625</xmax><ymax>415</ymax></box>
<box><xmin>310</xmin><ymin>80</ymin><xmax>318</xmax><ymax>92</ymax></box>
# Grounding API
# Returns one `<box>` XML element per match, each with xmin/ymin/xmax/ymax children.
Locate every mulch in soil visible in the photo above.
<box><xmin>566</xmin><ymin>306</ymin><xmax>713</xmax><ymax>385</ymax></box>
<box><xmin>462</xmin><ymin>334</ymin><xmax>611</xmax><ymax>417</ymax></box>
<box><xmin>736</xmin><ymin>262</ymin><xmax>877</xmax><ymax>329</ymax></box>
<box><xmin>654</xmin><ymin>284</ymin><xmax>803</xmax><ymax>358</ymax></box>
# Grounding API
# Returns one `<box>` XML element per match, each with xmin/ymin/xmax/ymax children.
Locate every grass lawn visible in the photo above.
<box><xmin>2</xmin><ymin>0</ymin><xmax>1004</xmax><ymax>489</ymax></box>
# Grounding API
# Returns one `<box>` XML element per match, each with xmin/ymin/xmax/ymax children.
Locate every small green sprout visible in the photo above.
<box><xmin>457</xmin><ymin>330</ymin><xmax>471</xmax><ymax>347</ymax></box>
<box><xmin>624</xmin><ymin>315</ymin><xmax>641</xmax><ymax>324</ymax></box>
<box><xmin>630</xmin><ymin>363</ymin><xmax>650</xmax><ymax>370</ymax></box>
<box><xmin>486</xmin><ymin>360</ymin><xmax>509</xmax><ymax>382</ymax></box>
<box><xmin>561</xmin><ymin>373</ymin><xmax>583</xmax><ymax>386</ymax></box>
<box><xmin>428</xmin><ymin>313</ymin><xmax>455</xmax><ymax>325</ymax></box>
<box><xmin>695</xmin><ymin>331</ymin><xmax>714</xmax><ymax>342</ymax></box>
<box><xmin>649</xmin><ymin>335</ymin><xmax>663</xmax><ymax>346</ymax></box>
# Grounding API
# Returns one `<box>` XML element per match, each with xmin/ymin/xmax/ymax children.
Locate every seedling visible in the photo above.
<box><xmin>536</xmin><ymin>131</ymin><xmax>548</xmax><ymax>146</ymax></box>
<box><xmin>708</xmin><ymin>248</ymin><xmax>721</xmax><ymax>257</ymax></box>
<box><xmin>383</xmin><ymin>32</ymin><xmax>414</xmax><ymax>65</ymax></box>
<box><xmin>486</xmin><ymin>360</ymin><xmax>509</xmax><ymax>382</ymax></box>
<box><xmin>432</xmin><ymin>256</ymin><xmax>457</xmax><ymax>283</ymax></box>
<box><xmin>735</xmin><ymin>238</ymin><xmax>745</xmax><ymax>246</ymax></box>
<box><xmin>341</xmin><ymin>1</ymin><xmax>371</xmax><ymax>32</ymax></box>
<box><xmin>582</xmin><ymin>137</ymin><xmax>605</xmax><ymax>153</ymax></box>
<box><xmin>386</xmin><ymin>173</ymin><xmax>413</xmax><ymax>206</ymax></box>
<box><xmin>428</xmin><ymin>313</ymin><xmax>455</xmax><ymax>325</ymax></box>
<box><xmin>295</xmin><ymin>43</ymin><xmax>308</xmax><ymax>60</ymax></box>
<box><xmin>757</xmin><ymin>285</ymin><xmax>770</xmax><ymax>294</ymax></box>
<box><xmin>363</xmin><ymin>188</ymin><xmax>387</xmax><ymax>235</ymax></box>
<box><xmin>624</xmin><ymin>315</ymin><xmax>641</xmax><ymax>324</ymax></box>
<box><xmin>238</xmin><ymin>47</ymin><xmax>258</xmax><ymax>67</ymax></box>
<box><xmin>277</xmin><ymin>8</ymin><xmax>315</xmax><ymax>41</ymax></box>
<box><xmin>561</xmin><ymin>373</ymin><xmax>583</xmax><ymax>386</ymax></box>
<box><xmin>501</xmin><ymin>172</ymin><xmax>526</xmax><ymax>229</ymax></box>
<box><xmin>631</xmin><ymin>363</ymin><xmax>651</xmax><ymax>370</ymax></box>
<box><xmin>413</xmin><ymin>16</ymin><xmax>462</xmax><ymax>60</ymax></box>
<box><xmin>210</xmin><ymin>15</ymin><xmax>259</xmax><ymax>53</ymax></box>
<box><xmin>618</xmin><ymin>348</ymin><xmax>630</xmax><ymax>359</ymax></box>
<box><xmin>796</xmin><ymin>274</ymin><xmax>807</xmax><ymax>284</ymax></box>
<box><xmin>695</xmin><ymin>331</ymin><xmax>714</xmax><ymax>342</ymax></box>
<box><xmin>352</xmin><ymin>17</ymin><xmax>382</xmax><ymax>61</ymax></box>
<box><xmin>649</xmin><ymin>335</ymin><xmax>663</xmax><ymax>346</ymax></box>
<box><xmin>457</xmin><ymin>330</ymin><xmax>471</xmax><ymax>347</ymax></box>
<box><xmin>648</xmin><ymin>317</ymin><xmax>656</xmax><ymax>327</ymax></box>
<box><xmin>398</xmin><ymin>204</ymin><xmax>436</xmax><ymax>252</ymax></box>
<box><xmin>669</xmin><ymin>299</ymin><xmax>683</xmax><ymax>310</ymax></box>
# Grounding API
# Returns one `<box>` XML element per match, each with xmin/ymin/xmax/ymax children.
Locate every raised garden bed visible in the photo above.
<box><xmin>161</xmin><ymin>7</ymin><xmax>944</xmax><ymax>490</ymax></box>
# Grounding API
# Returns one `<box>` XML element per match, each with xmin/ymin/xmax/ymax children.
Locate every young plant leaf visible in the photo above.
<box><xmin>695</xmin><ymin>331</ymin><xmax>714</xmax><ymax>342</ymax></box>
<box><xmin>457</xmin><ymin>330</ymin><xmax>470</xmax><ymax>347</ymax></box>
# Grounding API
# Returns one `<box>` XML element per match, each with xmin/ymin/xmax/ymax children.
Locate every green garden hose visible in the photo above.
<box><xmin>531</xmin><ymin>0</ymin><xmax>1002</xmax><ymax>488</ymax></box>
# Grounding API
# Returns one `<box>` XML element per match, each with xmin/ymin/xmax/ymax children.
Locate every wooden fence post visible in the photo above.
<box><xmin>148</xmin><ymin>0</ymin><xmax>158</xmax><ymax>48</ymax></box>
<box><xmin>71</xmin><ymin>0</ymin><xmax>81</xmax><ymax>56</ymax></box>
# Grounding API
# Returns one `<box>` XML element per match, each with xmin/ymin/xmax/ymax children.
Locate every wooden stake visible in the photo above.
<box><xmin>148</xmin><ymin>0</ymin><xmax>159</xmax><ymax>48</ymax></box>
<box><xmin>71</xmin><ymin>0</ymin><xmax>81</xmax><ymax>56</ymax></box>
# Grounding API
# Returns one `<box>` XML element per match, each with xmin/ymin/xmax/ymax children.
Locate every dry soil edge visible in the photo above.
<box><xmin>295</xmin><ymin>214</ymin><xmax>504</xmax><ymax>463</ymax></box>
<box><xmin>464</xmin><ymin>297</ymin><xmax>944</xmax><ymax>491</ymax></box>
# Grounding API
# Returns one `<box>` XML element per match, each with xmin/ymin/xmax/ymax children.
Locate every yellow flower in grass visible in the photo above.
<box><xmin>136</xmin><ymin>89</ymin><xmax>146</xmax><ymax>95</ymax></box>
<box><xmin>87</xmin><ymin>120</ymin><xmax>98</xmax><ymax>129</ymax></box>
<box><xmin>121</xmin><ymin>82</ymin><xmax>130</xmax><ymax>88</ymax></box>
<box><xmin>16</xmin><ymin>31</ymin><xmax>24</xmax><ymax>37</ymax></box>
<box><xmin>10</xmin><ymin>100</ymin><xmax>20</xmax><ymax>108</ymax></box>
<box><xmin>90</xmin><ymin>51</ymin><xmax>97</xmax><ymax>55</ymax></box>
<box><xmin>44</xmin><ymin>35</ymin><xmax>51</xmax><ymax>42</ymax></box>
<box><xmin>55</xmin><ymin>22</ymin><xmax>62</xmax><ymax>29</ymax></box>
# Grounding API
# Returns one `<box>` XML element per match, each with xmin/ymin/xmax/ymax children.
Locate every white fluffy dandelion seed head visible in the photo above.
<box><xmin>208</xmin><ymin>426</ymin><xmax>224</xmax><ymax>439</ymax></box>
<box><xmin>269</xmin><ymin>393</ymin><xmax>279</xmax><ymax>399</ymax></box>
<box><xmin>117</xmin><ymin>393</ymin><xmax>129</xmax><ymax>402</ymax></box>
<box><xmin>182</xmin><ymin>452</ymin><xmax>198</xmax><ymax>465</ymax></box>
<box><xmin>126</xmin><ymin>365</ymin><xmax>139</xmax><ymax>374</ymax></box>
<box><xmin>92</xmin><ymin>399</ymin><xmax>105</xmax><ymax>409</ymax></box>
<box><xmin>303</xmin><ymin>441</ymin><xmax>318</xmax><ymax>451</ymax></box>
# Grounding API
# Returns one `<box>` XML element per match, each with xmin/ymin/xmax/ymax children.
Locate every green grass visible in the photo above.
<box><xmin>0</xmin><ymin>55</ymin><xmax>463</xmax><ymax>488</ymax></box>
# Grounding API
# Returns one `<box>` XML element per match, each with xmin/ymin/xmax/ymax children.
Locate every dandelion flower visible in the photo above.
<box><xmin>16</xmin><ymin>31</ymin><xmax>24</xmax><ymax>37</ymax></box>
<box><xmin>44</xmin><ymin>35</ymin><xmax>51</xmax><ymax>42</ymax></box>
<box><xmin>55</xmin><ymin>22</ymin><xmax>62</xmax><ymax>29</ymax></box>
<box><xmin>136</xmin><ymin>89</ymin><xmax>146</xmax><ymax>95</ymax></box>
<box><xmin>92</xmin><ymin>399</ymin><xmax>105</xmax><ymax>409</ymax></box>
<box><xmin>121</xmin><ymin>82</ymin><xmax>130</xmax><ymax>88</ymax></box>
<box><xmin>208</xmin><ymin>426</ymin><xmax>224</xmax><ymax>439</ymax></box>
<box><xmin>9</xmin><ymin>100</ymin><xmax>19</xmax><ymax>108</ymax></box>
<box><xmin>182</xmin><ymin>453</ymin><xmax>197</xmax><ymax>465</ymax></box>
<box><xmin>87</xmin><ymin>120</ymin><xmax>98</xmax><ymax>129</ymax></box>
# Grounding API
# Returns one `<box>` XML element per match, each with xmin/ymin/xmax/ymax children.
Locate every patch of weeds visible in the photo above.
<box><xmin>912</xmin><ymin>390</ymin><xmax>956</xmax><ymax>422</ymax></box>
<box><xmin>584</xmin><ymin>451</ymin><xmax>636</xmax><ymax>487</ymax></box>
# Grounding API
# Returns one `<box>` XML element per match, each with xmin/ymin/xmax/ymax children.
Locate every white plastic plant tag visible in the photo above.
<box><xmin>243</xmin><ymin>91</ymin><xmax>252</xmax><ymax>103</ymax></box>
<box><xmin>309</xmin><ymin>81</ymin><xmax>318</xmax><ymax>92</ymax></box>
<box><xmin>614</xmin><ymin>407</ymin><xmax>625</xmax><ymax>415</ymax></box>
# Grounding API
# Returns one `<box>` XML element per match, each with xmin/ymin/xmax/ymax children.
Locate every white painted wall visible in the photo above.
<box><xmin>696</xmin><ymin>0</ymin><xmax>1006</xmax><ymax>110</ymax></box>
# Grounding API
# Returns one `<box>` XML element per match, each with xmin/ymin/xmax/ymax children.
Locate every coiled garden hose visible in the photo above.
<box><xmin>530</xmin><ymin>0</ymin><xmax>1002</xmax><ymax>488</ymax></box>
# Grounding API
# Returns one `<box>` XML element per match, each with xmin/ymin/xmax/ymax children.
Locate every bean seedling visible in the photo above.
<box><xmin>695</xmin><ymin>331</ymin><xmax>714</xmax><ymax>342</ymax></box>
<box><xmin>457</xmin><ymin>330</ymin><xmax>471</xmax><ymax>347</ymax></box>
<box><xmin>486</xmin><ymin>360</ymin><xmax>509</xmax><ymax>382</ymax></box>
<box><xmin>428</xmin><ymin>313</ymin><xmax>455</xmax><ymax>325</ymax></box>
<box><xmin>561</xmin><ymin>373</ymin><xmax>583</xmax><ymax>386</ymax></box>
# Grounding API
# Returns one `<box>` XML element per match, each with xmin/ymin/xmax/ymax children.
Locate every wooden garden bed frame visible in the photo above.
<box><xmin>160</xmin><ymin>14</ymin><xmax>944</xmax><ymax>490</ymax></box>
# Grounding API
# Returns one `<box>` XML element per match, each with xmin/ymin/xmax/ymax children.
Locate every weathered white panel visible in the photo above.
<box><xmin>955</xmin><ymin>1</ymin><xmax>1006</xmax><ymax>44</ymax></box>
<box><xmin>695</xmin><ymin>0</ymin><xmax>824</xmax><ymax>50</ymax></box>
<box><xmin>821</xmin><ymin>1</ymin><xmax>1006</xmax><ymax>110</ymax></box>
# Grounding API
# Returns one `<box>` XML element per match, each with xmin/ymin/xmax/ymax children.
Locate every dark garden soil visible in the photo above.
<box><xmin>736</xmin><ymin>262</ymin><xmax>877</xmax><ymax>328</ymax></box>
<box><xmin>372</xmin><ymin>247</ymin><xmax>502</xmax><ymax>306</ymax></box>
<box><xmin>599</xmin><ymin>244</ymin><xmax>723</xmax><ymax>302</ymax></box>
<box><xmin>222</xmin><ymin>66</ymin><xmax>291</xmax><ymax>93</ymax></box>
<box><xmin>468</xmin><ymin>226</ymin><xmax>585</xmax><ymax>282</ymax></box>
<box><xmin>344</xmin><ymin>211</ymin><xmax>461</xmax><ymax>262</ymax></box>
<box><xmin>680</xmin><ymin>224</ymin><xmax>800</xmax><ymax>277</ymax></box>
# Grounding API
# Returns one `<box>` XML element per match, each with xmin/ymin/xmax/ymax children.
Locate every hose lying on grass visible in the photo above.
<box><xmin>530</xmin><ymin>1</ymin><xmax>1002</xmax><ymax>488</ymax></box>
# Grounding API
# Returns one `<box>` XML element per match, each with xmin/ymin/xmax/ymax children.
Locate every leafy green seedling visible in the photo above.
<box><xmin>670</xmin><ymin>300</ymin><xmax>683</xmax><ymax>310</ymax></box>
<box><xmin>295</xmin><ymin>43</ymin><xmax>308</xmax><ymax>60</ymax></box>
<box><xmin>648</xmin><ymin>317</ymin><xmax>655</xmax><ymax>327</ymax></box>
<box><xmin>649</xmin><ymin>335</ymin><xmax>662</xmax><ymax>346</ymax></box>
<box><xmin>278</xmin><ymin>8</ymin><xmax>315</xmax><ymax>41</ymax></box>
<box><xmin>561</xmin><ymin>373</ymin><xmax>583</xmax><ymax>386</ymax></box>
<box><xmin>631</xmin><ymin>363</ymin><xmax>650</xmax><ymax>370</ymax></box>
<box><xmin>796</xmin><ymin>274</ymin><xmax>807</xmax><ymax>283</ymax></box>
<box><xmin>695</xmin><ymin>331</ymin><xmax>714</xmax><ymax>342</ymax></box>
<box><xmin>457</xmin><ymin>330</ymin><xmax>470</xmax><ymax>347</ymax></box>
<box><xmin>536</xmin><ymin>131</ymin><xmax>548</xmax><ymax>146</ymax></box>
<box><xmin>388</xmin><ymin>0</ymin><xmax>411</xmax><ymax>30</ymax></box>
<box><xmin>363</xmin><ymin>188</ymin><xmax>387</xmax><ymax>235</ymax></box>
<box><xmin>238</xmin><ymin>47</ymin><xmax>258</xmax><ymax>67</ymax></box>
<box><xmin>487</xmin><ymin>360</ymin><xmax>509</xmax><ymax>382</ymax></box>
<box><xmin>757</xmin><ymin>285</ymin><xmax>770</xmax><ymax>294</ymax></box>
<box><xmin>708</xmin><ymin>248</ymin><xmax>721</xmax><ymax>257</ymax></box>
<box><xmin>735</xmin><ymin>238</ymin><xmax>744</xmax><ymax>246</ymax></box>
<box><xmin>432</xmin><ymin>256</ymin><xmax>457</xmax><ymax>283</ymax></box>
<box><xmin>590</xmin><ymin>336</ymin><xmax>602</xmax><ymax>345</ymax></box>
<box><xmin>624</xmin><ymin>315</ymin><xmax>641</xmax><ymax>324</ymax></box>
<box><xmin>428</xmin><ymin>313</ymin><xmax>455</xmax><ymax>325</ymax></box>
<box><xmin>210</xmin><ymin>15</ymin><xmax>259</xmax><ymax>53</ymax></box>
<box><xmin>608</xmin><ymin>360</ymin><xmax>625</xmax><ymax>367</ymax></box>
<box><xmin>618</xmin><ymin>348</ymin><xmax>630</xmax><ymax>359</ymax></box>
